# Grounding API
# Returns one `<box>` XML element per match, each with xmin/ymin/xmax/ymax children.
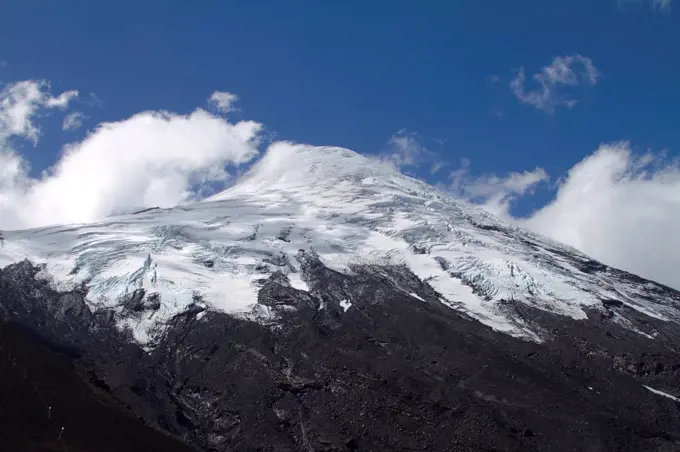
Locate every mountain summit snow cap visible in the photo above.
<box><xmin>207</xmin><ymin>142</ymin><xmax>419</xmax><ymax>203</ymax></box>
<box><xmin>5</xmin><ymin>139</ymin><xmax>680</xmax><ymax>346</ymax></box>
<box><xmin>236</xmin><ymin>143</ymin><xmax>393</xmax><ymax>187</ymax></box>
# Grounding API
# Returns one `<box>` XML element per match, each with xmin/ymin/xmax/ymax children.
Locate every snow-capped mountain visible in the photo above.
<box><xmin>4</xmin><ymin>144</ymin><xmax>680</xmax><ymax>451</ymax></box>
<box><xmin>2</xmin><ymin>143</ymin><xmax>679</xmax><ymax>345</ymax></box>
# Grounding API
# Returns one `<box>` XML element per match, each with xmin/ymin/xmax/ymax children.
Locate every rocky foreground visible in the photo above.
<box><xmin>2</xmin><ymin>255</ymin><xmax>680</xmax><ymax>451</ymax></box>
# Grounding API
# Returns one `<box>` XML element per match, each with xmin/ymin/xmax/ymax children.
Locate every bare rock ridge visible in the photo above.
<box><xmin>1</xmin><ymin>145</ymin><xmax>680</xmax><ymax>450</ymax></box>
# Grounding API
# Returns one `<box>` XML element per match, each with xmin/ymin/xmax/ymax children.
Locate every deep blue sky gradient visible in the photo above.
<box><xmin>1</xmin><ymin>0</ymin><xmax>678</xmax><ymax>215</ymax></box>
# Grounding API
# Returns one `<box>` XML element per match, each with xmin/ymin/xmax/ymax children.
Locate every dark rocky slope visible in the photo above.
<box><xmin>2</xmin><ymin>254</ymin><xmax>680</xmax><ymax>451</ymax></box>
<box><xmin>0</xmin><ymin>321</ymin><xmax>196</xmax><ymax>452</ymax></box>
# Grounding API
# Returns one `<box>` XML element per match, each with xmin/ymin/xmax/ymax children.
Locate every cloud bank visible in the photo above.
<box><xmin>0</xmin><ymin>80</ymin><xmax>262</xmax><ymax>230</ymax></box>
<box><xmin>521</xmin><ymin>143</ymin><xmax>680</xmax><ymax>290</ymax></box>
<box><xmin>450</xmin><ymin>143</ymin><xmax>680</xmax><ymax>290</ymax></box>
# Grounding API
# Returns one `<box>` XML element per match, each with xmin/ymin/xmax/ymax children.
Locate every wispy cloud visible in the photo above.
<box><xmin>209</xmin><ymin>91</ymin><xmax>239</xmax><ymax>114</ymax></box>
<box><xmin>652</xmin><ymin>0</ymin><xmax>673</xmax><ymax>11</ymax></box>
<box><xmin>386</xmin><ymin>129</ymin><xmax>425</xmax><ymax>169</ymax></box>
<box><xmin>377</xmin><ymin>129</ymin><xmax>454</xmax><ymax>175</ymax></box>
<box><xmin>45</xmin><ymin>89</ymin><xmax>79</xmax><ymax>109</ymax></box>
<box><xmin>431</xmin><ymin>161</ymin><xmax>446</xmax><ymax>175</ymax></box>
<box><xmin>62</xmin><ymin>112</ymin><xmax>85</xmax><ymax>131</ymax></box>
<box><xmin>618</xmin><ymin>0</ymin><xmax>672</xmax><ymax>13</ymax></box>
<box><xmin>86</xmin><ymin>92</ymin><xmax>104</xmax><ymax>108</ymax></box>
<box><xmin>487</xmin><ymin>74</ymin><xmax>502</xmax><ymax>85</ymax></box>
<box><xmin>510</xmin><ymin>54</ymin><xmax>599</xmax><ymax>114</ymax></box>
<box><xmin>0</xmin><ymin>80</ymin><xmax>79</xmax><ymax>143</ymax></box>
<box><xmin>371</xmin><ymin>129</ymin><xmax>428</xmax><ymax>172</ymax></box>
<box><xmin>448</xmin><ymin>159</ymin><xmax>549</xmax><ymax>217</ymax></box>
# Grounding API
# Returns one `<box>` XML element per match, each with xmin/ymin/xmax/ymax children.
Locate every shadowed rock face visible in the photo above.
<box><xmin>2</xmin><ymin>256</ymin><xmax>680</xmax><ymax>452</ymax></box>
<box><xmin>0</xmin><ymin>322</ymin><xmax>196</xmax><ymax>452</ymax></box>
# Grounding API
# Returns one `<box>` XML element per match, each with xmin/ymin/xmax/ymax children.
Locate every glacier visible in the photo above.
<box><xmin>2</xmin><ymin>143</ymin><xmax>679</xmax><ymax>344</ymax></box>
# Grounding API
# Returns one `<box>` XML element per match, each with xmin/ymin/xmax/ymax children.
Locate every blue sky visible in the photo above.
<box><xmin>2</xmin><ymin>0</ymin><xmax>678</xmax><ymax>187</ymax></box>
<box><xmin>1</xmin><ymin>0</ymin><xmax>680</xmax><ymax>287</ymax></box>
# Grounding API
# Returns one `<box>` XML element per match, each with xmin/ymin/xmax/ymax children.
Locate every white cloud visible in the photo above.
<box><xmin>62</xmin><ymin>112</ymin><xmax>85</xmax><ymax>131</ymax></box>
<box><xmin>452</xmin><ymin>142</ymin><xmax>680</xmax><ymax>290</ymax></box>
<box><xmin>0</xmin><ymin>80</ymin><xmax>79</xmax><ymax>143</ymax></box>
<box><xmin>209</xmin><ymin>91</ymin><xmax>239</xmax><ymax>113</ymax></box>
<box><xmin>45</xmin><ymin>89</ymin><xmax>79</xmax><ymax>108</ymax></box>
<box><xmin>519</xmin><ymin>142</ymin><xmax>680</xmax><ymax>289</ymax></box>
<box><xmin>386</xmin><ymin>130</ymin><xmax>424</xmax><ymax>168</ymax></box>
<box><xmin>0</xmin><ymin>79</ymin><xmax>263</xmax><ymax>230</ymax></box>
<box><xmin>510</xmin><ymin>54</ymin><xmax>599</xmax><ymax>114</ymax></box>
<box><xmin>448</xmin><ymin>159</ymin><xmax>549</xmax><ymax>217</ymax></box>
